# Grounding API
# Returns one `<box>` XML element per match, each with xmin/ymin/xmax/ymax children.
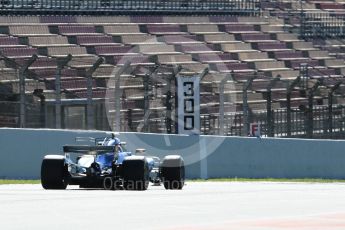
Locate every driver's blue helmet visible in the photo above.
<box><xmin>106</xmin><ymin>137</ymin><xmax>121</xmax><ymax>146</ymax></box>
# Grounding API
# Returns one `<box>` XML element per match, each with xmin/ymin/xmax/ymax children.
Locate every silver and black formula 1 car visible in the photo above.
<box><xmin>41</xmin><ymin>134</ymin><xmax>185</xmax><ymax>191</ymax></box>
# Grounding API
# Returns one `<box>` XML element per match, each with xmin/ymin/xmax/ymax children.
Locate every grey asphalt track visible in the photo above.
<box><xmin>1</xmin><ymin>182</ymin><xmax>345</xmax><ymax>230</ymax></box>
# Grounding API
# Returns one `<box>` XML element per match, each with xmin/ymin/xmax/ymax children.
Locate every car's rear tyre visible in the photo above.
<box><xmin>161</xmin><ymin>155</ymin><xmax>185</xmax><ymax>190</ymax></box>
<box><xmin>122</xmin><ymin>156</ymin><xmax>149</xmax><ymax>191</ymax></box>
<box><xmin>41</xmin><ymin>155</ymin><xmax>68</xmax><ymax>190</ymax></box>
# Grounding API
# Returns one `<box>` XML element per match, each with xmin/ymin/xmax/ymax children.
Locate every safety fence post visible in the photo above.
<box><xmin>266</xmin><ymin>76</ymin><xmax>281</xmax><ymax>137</ymax></box>
<box><xmin>219</xmin><ymin>72</ymin><xmax>234</xmax><ymax>136</ymax></box>
<box><xmin>86</xmin><ymin>57</ymin><xmax>104</xmax><ymax>130</ymax></box>
<box><xmin>113</xmin><ymin>61</ymin><xmax>131</xmax><ymax>132</ymax></box>
<box><xmin>55</xmin><ymin>54</ymin><xmax>72</xmax><ymax>129</ymax></box>
<box><xmin>286</xmin><ymin>76</ymin><xmax>301</xmax><ymax>137</ymax></box>
<box><xmin>243</xmin><ymin>73</ymin><xmax>257</xmax><ymax>136</ymax></box>
<box><xmin>328</xmin><ymin>81</ymin><xmax>341</xmax><ymax>136</ymax></box>
<box><xmin>306</xmin><ymin>79</ymin><xmax>323</xmax><ymax>138</ymax></box>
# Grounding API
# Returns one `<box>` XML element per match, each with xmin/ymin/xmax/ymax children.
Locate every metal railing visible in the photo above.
<box><xmin>300</xmin><ymin>12</ymin><xmax>345</xmax><ymax>38</ymax></box>
<box><xmin>1</xmin><ymin>53</ymin><xmax>345</xmax><ymax>139</ymax></box>
<box><xmin>201</xmin><ymin>105</ymin><xmax>345</xmax><ymax>139</ymax></box>
<box><xmin>0</xmin><ymin>0</ymin><xmax>261</xmax><ymax>15</ymax></box>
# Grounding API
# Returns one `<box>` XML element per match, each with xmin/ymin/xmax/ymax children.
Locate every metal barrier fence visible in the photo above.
<box><xmin>0</xmin><ymin>0</ymin><xmax>261</xmax><ymax>15</ymax></box>
<box><xmin>1</xmin><ymin>53</ymin><xmax>345</xmax><ymax>139</ymax></box>
<box><xmin>261</xmin><ymin>3</ymin><xmax>345</xmax><ymax>39</ymax></box>
<box><xmin>200</xmin><ymin>105</ymin><xmax>345</xmax><ymax>139</ymax></box>
<box><xmin>300</xmin><ymin>12</ymin><xmax>345</xmax><ymax>38</ymax></box>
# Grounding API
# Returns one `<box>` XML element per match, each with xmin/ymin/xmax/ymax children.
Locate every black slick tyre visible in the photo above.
<box><xmin>41</xmin><ymin>155</ymin><xmax>68</xmax><ymax>190</ymax></box>
<box><xmin>161</xmin><ymin>155</ymin><xmax>185</xmax><ymax>190</ymax></box>
<box><xmin>122</xmin><ymin>156</ymin><xmax>149</xmax><ymax>191</ymax></box>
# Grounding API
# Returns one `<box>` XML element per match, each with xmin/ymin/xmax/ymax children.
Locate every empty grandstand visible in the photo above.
<box><xmin>0</xmin><ymin>0</ymin><xmax>345</xmax><ymax>139</ymax></box>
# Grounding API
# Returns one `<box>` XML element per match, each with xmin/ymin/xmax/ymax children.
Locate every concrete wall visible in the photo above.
<box><xmin>1</xmin><ymin>128</ymin><xmax>345</xmax><ymax>179</ymax></box>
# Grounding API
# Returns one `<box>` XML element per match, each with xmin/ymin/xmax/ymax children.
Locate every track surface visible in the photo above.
<box><xmin>1</xmin><ymin>182</ymin><xmax>345</xmax><ymax>230</ymax></box>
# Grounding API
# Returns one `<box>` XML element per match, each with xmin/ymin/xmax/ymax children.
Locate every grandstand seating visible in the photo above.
<box><xmin>0</xmin><ymin>3</ymin><xmax>344</xmax><ymax>134</ymax></box>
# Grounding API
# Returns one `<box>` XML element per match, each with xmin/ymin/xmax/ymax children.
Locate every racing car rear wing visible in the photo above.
<box><xmin>63</xmin><ymin>145</ymin><xmax>115</xmax><ymax>154</ymax></box>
